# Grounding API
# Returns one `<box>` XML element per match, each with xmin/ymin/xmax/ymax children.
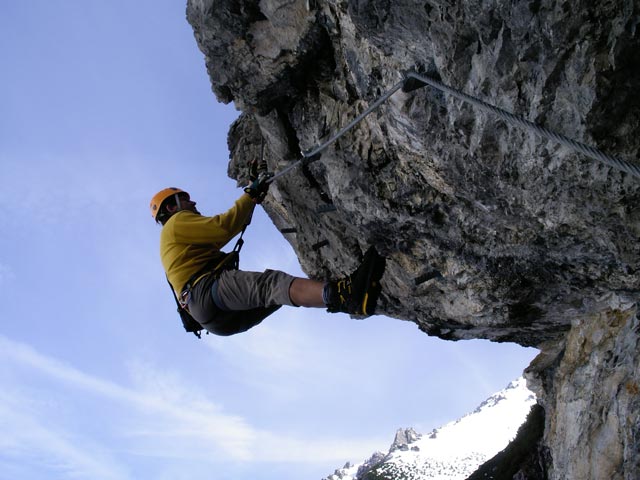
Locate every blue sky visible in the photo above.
<box><xmin>0</xmin><ymin>2</ymin><xmax>538</xmax><ymax>479</ymax></box>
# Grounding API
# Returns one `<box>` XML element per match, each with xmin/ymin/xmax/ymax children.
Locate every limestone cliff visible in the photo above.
<box><xmin>186</xmin><ymin>1</ymin><xmax>639</xmax><ymax>478</ymax></box>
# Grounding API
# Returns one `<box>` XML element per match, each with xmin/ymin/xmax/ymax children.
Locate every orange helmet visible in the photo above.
<box><xmin>149</xmin><ymin>187</ymin><xmax>188</xmax><ymax>220</ymax></box>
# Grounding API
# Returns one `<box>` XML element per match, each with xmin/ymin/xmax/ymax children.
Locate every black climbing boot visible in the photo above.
<box><xmin>326</xmin><ymin>247</ymin><xmax>386</xmax><ymax>316</ymax></box>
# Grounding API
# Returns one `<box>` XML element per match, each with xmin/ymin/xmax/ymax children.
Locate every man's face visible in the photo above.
<box><xmin>176</xmin><ymin>192</ymin><xmax>199</xmax><ymax>215</ymax></box>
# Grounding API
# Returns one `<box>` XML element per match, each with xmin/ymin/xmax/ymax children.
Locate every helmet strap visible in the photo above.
<box><xmin>174</xmin><ymin>193</ymin><xmax>183</xmax><ymax>211</ymax></box>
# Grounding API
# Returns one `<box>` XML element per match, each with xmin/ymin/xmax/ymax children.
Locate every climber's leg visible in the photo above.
<box><xmin>289</xmin><ymin>278</ymin><xmax>326</xmax><ymax>307</ymax></box>
<box><xmin>213</xmin><ymin>269</ymin><xmax>298</xmax><ymax>310</ymax></box>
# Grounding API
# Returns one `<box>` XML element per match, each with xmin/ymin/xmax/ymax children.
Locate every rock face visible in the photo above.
<box><xmin>186</xmin><ymin>1</ymin><xmax>639</xmax><ymax>478</ymax></box>
<box><xmin>390</xmin><ymin>427</ymin><xmax>422</xmax><ymax>452</ymax></box>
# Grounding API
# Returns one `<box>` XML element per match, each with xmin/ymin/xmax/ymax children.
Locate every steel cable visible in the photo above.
<box><xmin>268</xmin><ymin>72</ymin><xmax>640</xmax><ymax>182</ymax></box>
<box><xmin>406</xmin><ymin>72</ymin><xmax>640</xmax><ymax>180</ymax></box>
<box><xmin>268</xmin><ymin>79</ymin><xmax>405</xmax><ymax>183</ymax></box>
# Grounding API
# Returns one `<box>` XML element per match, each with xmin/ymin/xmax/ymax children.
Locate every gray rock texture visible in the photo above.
<box><xmin>390</xmin><ymin>427</ymin><xmax>422</xmax><ymax>452</ymax></box>
<box><xmin>186</xmin><ymin>0</ymin><xmax>640</xmax><ymax>478</ymax></box>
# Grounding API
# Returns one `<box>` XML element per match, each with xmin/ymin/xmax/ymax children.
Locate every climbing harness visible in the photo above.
<box><xmin>267</xmin><ymin>71</ymin><xmax>640</xmax><ymax>182</ymax></box>
<box><xmin>169</xmin><ymin>211</ymin><xmax>253</xmax><ymax>339</ymax></box>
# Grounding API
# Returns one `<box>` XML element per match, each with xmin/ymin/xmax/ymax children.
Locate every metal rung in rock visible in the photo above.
<box><xmin>312</xmin><ymin>240</ymin><xmax>330</xmax><ymax>251</ymax></box>
<box><xmin>414</xmin><ymin>270</ymin><xmax>443</xmax><ymax>285</ymax></box>
<box><xmin>316</xmin><ymin>204</ymin><xmax>337</xmax><ymax>214</ymax></box>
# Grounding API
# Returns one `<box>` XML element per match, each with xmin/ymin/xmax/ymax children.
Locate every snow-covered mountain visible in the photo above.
<box><xmin>324</xmin><ymin>378</ymin><xmax>536</xmax><ymax>480</ymax></box>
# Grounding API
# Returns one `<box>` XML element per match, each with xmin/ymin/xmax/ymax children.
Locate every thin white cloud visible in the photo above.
<box><xmin>1</xmin><ymin>151</ymin><xmax>162</xmax><ymax>230</ymax></box>
<box><xmin>204</xmin><ymin>321</ymin><xmax>309</xmax><ymax>375</ymax></box>
<box><xmin>0</xmin><ymin>389</ymin><xmax>131</xmax><ymax>480</ymax></box>
<box><xmin>0</xmin><ymin>335</ymin><xmax>254</xmax><ymax>460</ymax></box>
<box><xmin>253</xmin><ymin>428</ymin><xmax>387</xmax><ymax>463</ymax></box>
<box><xmin>0</xmin><ymin>335</ymin><xmax>385</xmax><ymax>469</ymax></box>
<box><xmin>201</xmin><ymin>309</ymin><xmax>361</xmax><ymax>404</ymax></box>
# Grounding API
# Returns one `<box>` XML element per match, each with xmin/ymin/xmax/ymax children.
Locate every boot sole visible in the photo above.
<box><xmin>356</xmin><ymin>247</ymin><xmax>386</xmax><ymax>316</ymax></box>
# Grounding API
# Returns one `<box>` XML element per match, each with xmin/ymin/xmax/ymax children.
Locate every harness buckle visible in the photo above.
<box><xmin>179</xmin><ymin>289</ymin><xmax>191</xmax><ymax>309</ymax></box>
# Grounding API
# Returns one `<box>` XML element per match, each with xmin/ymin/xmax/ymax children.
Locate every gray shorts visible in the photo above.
<box><xmin>187</xmin><ymin>269</ymin><xmax>296</xmax><ymax>336</ymax></box>
<box><xmin>214</xmin><ymin>269</ymin><xmax>297</xmax><ymax>310</ymax></box>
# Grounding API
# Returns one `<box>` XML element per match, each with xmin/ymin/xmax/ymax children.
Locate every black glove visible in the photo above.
<box><xmin>244</xmin><ymin>171</ymin><xmax>273</xmax><ymax>203</ymax></box>
<box><xmin>248</xmin><ymin>158</ymin><xmax>269</xmax><ymax>182</ymax></box>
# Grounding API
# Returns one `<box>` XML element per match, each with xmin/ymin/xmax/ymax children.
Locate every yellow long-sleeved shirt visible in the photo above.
<box><xmin>160</xmin><ymin>193</ymin><xmax>254</xmax><ymax>295</ymax></box>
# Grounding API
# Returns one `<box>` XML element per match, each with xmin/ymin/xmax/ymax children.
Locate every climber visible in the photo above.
<box><xmin>150</xmin><ymin>171</ymin><xmax>386</xmax><ymax>337</ymax></box>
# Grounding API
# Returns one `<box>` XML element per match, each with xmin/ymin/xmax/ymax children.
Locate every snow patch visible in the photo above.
<box><xmin>325</xmin><ymin>378</ymin><xmax>536</xmax><ymax>480</ymax></box>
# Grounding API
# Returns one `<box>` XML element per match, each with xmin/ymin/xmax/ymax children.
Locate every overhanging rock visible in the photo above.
<box><xmin>186</xmin><ymin>1</ymin><xmax>640</xmax><ymax>478</ymax></box>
